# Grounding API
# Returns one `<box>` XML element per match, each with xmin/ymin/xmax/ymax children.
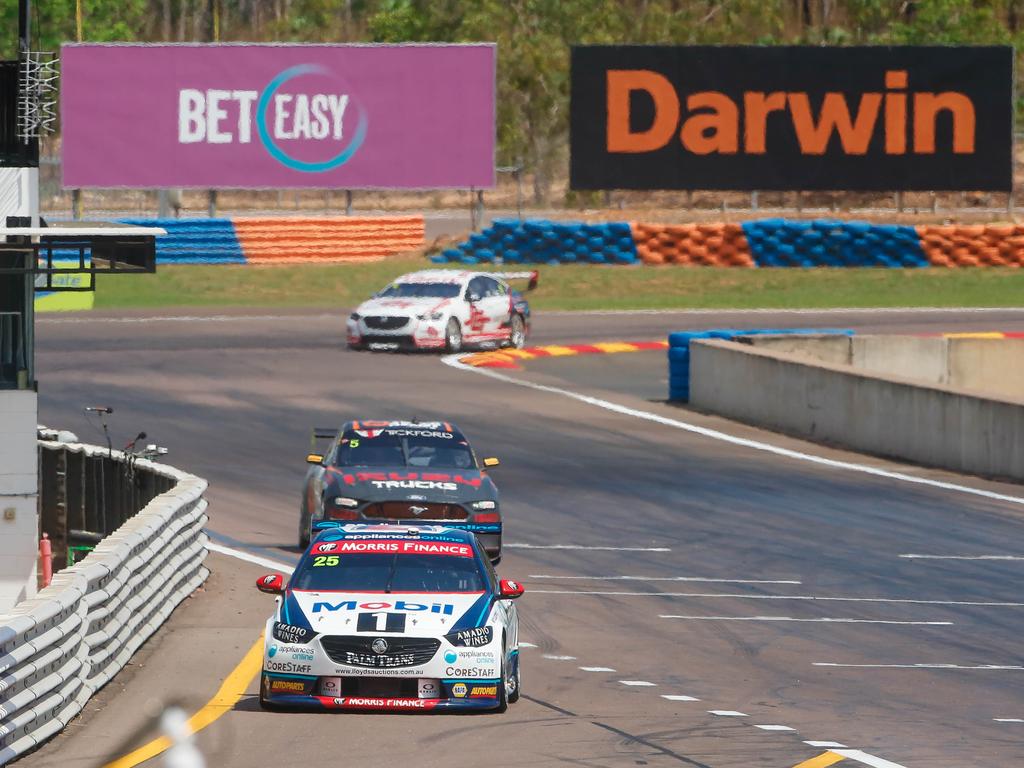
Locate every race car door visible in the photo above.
<box><xmin>465</xmin><ymin>276</ymin><xmax>508</xmax><ymax>340</ymax></box>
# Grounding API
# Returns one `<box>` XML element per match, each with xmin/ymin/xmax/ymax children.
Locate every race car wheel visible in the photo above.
<box><xmin>445</xmin><ymin>318</ymin><xmax>463</xmax><ymax>353</ymax></box>
<box><xmin>258</xmin><ymin>673</ymin><xmax>281</xmax><ymax>711</ymax></box>
<box><xmin>507</xmin><ymin>653</ymin><xmax>521</xmax><ymax>704</ymax></box>
<box><xmin>507</xmin><ymin>314</ymin><xmax>526</xmax><ymax>349</ymax></box>
<box><xmin>298</xmin><ymin>521</ymin><xmax>310</xmax><ymax>550</ymax></box>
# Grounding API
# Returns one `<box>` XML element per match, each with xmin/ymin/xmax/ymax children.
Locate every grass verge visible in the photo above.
<box><xmin>93</xmin><ymin>258</ymin><xmax>1024</xmax><ymax>311</ymax></box>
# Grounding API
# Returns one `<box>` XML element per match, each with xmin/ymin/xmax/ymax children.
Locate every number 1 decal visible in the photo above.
<box><xmin>356</xmin><ymin>612</ymin><xmax>407</xmax><ymax>632</ymax></box>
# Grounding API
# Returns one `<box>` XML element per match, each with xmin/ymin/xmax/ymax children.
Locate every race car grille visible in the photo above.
<box><xmin>320</xmin><ymin>636</ymin><xmax>441</xmax><ymax>668</ymax></box>
<box><xmin>364</xmin><ymin>502</ymin><xmax>469</xmax><ymax>521</ymax></box>
<box><xmin>363</xmin><ymin>316</ymin><xmax>409</xmax><ymax>330</ymax></box>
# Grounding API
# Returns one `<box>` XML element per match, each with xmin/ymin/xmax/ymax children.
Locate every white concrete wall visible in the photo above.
<box><xmin>690</xmin><ymin>339</ymin><xmax>1024</xmax><ymax>482</ymax></box>
<box><xmin>0</xmin><ymin>390</ymin><xmax>38</xmax><ymax>611</ymax></box>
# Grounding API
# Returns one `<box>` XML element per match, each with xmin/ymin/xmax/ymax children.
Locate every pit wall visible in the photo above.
<box><xmin>744</xmin><ymin>333</ymin><xmax>1024</xmax><ymax>402</ymax></box>
<box><xmin>116</xmin><ymin>215</ymin><xmax>425</xmax><ymax>265</ymax></box>
<box><xmin>435</xmin><ymin>218</ymin><xmax>1024</xmax><ymax>266</ymax></box>
<box><xmin>688</xmin><ymin>337</ymin><xmax>1024</xmax><ymax>483</ymax></box>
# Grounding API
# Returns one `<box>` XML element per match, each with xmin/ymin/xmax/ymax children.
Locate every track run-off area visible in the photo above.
<box><xmin>24</xmin><ymin>307</ymin><xmax>1024</xmax><ymax>768</ymax></box>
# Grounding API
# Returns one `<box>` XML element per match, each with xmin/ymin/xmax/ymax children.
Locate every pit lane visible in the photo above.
<box><xmin>23</xmin><ymin>307</ymin><xmax>1024</xmax><ymax>768</ymax></box>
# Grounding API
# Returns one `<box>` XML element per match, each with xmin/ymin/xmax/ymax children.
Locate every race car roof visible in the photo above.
<box><xmin>393</xmin><ymin>269</ymin><xmax>476</xmax><ymax>284</ymax></box>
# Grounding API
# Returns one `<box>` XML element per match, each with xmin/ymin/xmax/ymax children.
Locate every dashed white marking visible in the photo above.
<box><xmin>834</xmin><ymin>749</ymin><xmax>908</xmax><ymax>768</ymax></box>
<box><xmin>994</xmin><ymin>718</ymin><xmax>1024</xmax><ymax>723</ymax></box>
<box><xmin>619</xmin><ymin>680</ymin><xmax>657</xmax><ymax>687</ymax></box>
<box><xmin>900</xmin><ymin>554</ymin><xmax>1024</xmax><ymax>561</ymax></box>
<box><xmin>518</xmin><ymin>642</ymin><xmax>538</xmax><ymax>648</ymax></box>
<box><xmin>443</xmin><ymin>355</ymin><xmax>1024</xmax><ymax>510</ymax></box>
<box><xmin>660</xmin><ymin>615</ymin><xmax>953</xmax><ymax>626</ymax></box>
<box><xmin>805</xmin><ymin>741</ymin><xmax>848</xmax><ymax>748</ymax></box>
<box><xmin>529</xmin><ymin>574</ymin><xmax>801</xmax><ymax>585</ymax></box>
<box><xmin>579</xmin><ymin>666</ymin><xmax>616</xmax><ymax>672</ymax></box>
<box><xmin>815</xmin><ymin>662</ymin><xmax>1024</xmax><ymax>670</ymax></box>
<box><xmin>542</xmin><ymin>654</ymin><xmax>577</xmax><ymax>660</ymax></box>
<box><xmin>661</xmin><ymin>694</ymin><xmax>700</xmax><ymax>702</ymax></box>
<box><xmin>506</xmin><ymin>543</ymin><xmax>670</xmax><ymax>552</ymax></box>
<box><xmin>207</xmin><ymin>542</ymin><xmax>295</xmax><ymax>574</ymax></box>
<box><xmin>708</xmin><ymin>710</ymin><xmax>748</xmax><ymax>717</ymax></box>
<box><xmin>754</xmin><ymin>724</ymin><xmax>796</xmax><ymax>731</ymax></box>
<box><xmin>531</xmin><ymin>589</ymin><xmax>1023</xmax><ymax>607</ymax></box>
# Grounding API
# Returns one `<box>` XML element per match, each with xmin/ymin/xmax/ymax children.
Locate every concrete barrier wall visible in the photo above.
<box><xmin>744</xmin><ymin>335</ymin><xmax>1024</xmax><ymax>401</ymax></box>
<box><xmin>689</xmin><ymin>338</ymin><xmax>1024</xmax><ymax>482</ymax></box>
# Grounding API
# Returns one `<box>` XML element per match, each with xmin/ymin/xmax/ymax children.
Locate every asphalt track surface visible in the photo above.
<box><xmin>24</xmin><ymin>306</ymin><xmax>1024</xmax><ymax>768</ymax></box>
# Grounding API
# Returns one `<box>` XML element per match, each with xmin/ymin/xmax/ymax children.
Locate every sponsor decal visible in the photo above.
<box><xmin>328</xmin><ymin>540</ymin><xmax>473</xmax><ymax>558</ymax></box>
<box><xmin>270</xmin><ymin>679</ymin><xmax>308</xmax><ymax>694</ymax></box>
<box><xmin>271</xmin><ymin>644</ymin><xmax>314</xmax><ymax>662</ymax></box>
<box><xmin>341</xmin><ymin>651</ymin><xmax>417</xmax><ymax>668</ymax></box>
<box><xmin>469</xmin><ymin>685</ymin><xmax>497</xmax><ymax>698</ymax></box>
<box><xmin>272</xmin><ymin>622</ymin><xmax>316</xmax><ymax>645</ymax></box>
<box><xmin>418</xmin><ymin>679</ymin><xmax>440</xmax><ymax>699</ymax></box>
<box><xmin>452</xmin><ymin>683</ymin><xmax>468</xmax><ymax>698</ymax></box>
<box><xmin>319</xmin><ymin>676</ymin><xmax>342</xmax><ymax>696</ymax></box>
<box><xmin>445</xmin><ymin>666</ymin><xmax>493</xmax><ymax>678</ymax></box>
<box><xmin>333</xmin><ymin>667</ymin><xmax>427</xmax><ymax>677</ymax></box>
<box><xmin>444</xmin><ymin>651</ymin><xmax>458</xmax><ymax>664</ymax></box>
<box><xmin>341</xmin><ymin>471</ymin><xmax>482</xmax><ymax>490</ymax></box>
<box><xmin>446</xmin><ymin>626</ymin><xmax>493</xmax><ymax>648</ymax></box>
<box><xmin>453</xmin><ymin>649</ymin><xmax>496</xmax><ymax>662</ymax></box>
<box><xmin>332</xmin><ymin>697</ymin><xmax>431</xmax><ymax>709</ymax></box>
<box><xmin>314</xmin><ymin>542</ymin><xmax>339</xmax><ymax>553</ymax></box>
<box><xmin>312</xmin><ymin>599</ymin><xmax>455</xmax><ymax>615</ymax></box>
<box><xmin>382</xmin><ymin>429</ymin><xmax>454</xmax><ymax>439</ymax></box>
<box><xmin>265</xmin><ymin>660</ymin><xmax>313</xmax><ymax>674</ymax></box>
<box><xmin>261</xmin><ymin>575</ymin><xmax>278</xmax><ymax>585</ymax></box>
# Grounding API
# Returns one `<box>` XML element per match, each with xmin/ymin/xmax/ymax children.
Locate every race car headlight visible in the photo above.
<box><xmin>416</xmin><ymin>312</ymin><xmax>445</xmax><ymax>321</ymax></box>
<box><xmin>444</xmin><ymin>626</ymin><xmax>493</xmax><ymax>648</ymax></box>
<box><xmin>333</xmin><ymin>496</ymin><xmax>360</xmax><ymax>508</ymax></box>
<box><xmin>349</xmin><ymin>312</ymin><xmax>361</xmax><ymax>321</ymax></box>
<box><xmin>470</xmin><ymin>500</ymin><xmax>497</xmax><ymax>510</ymax></box>
<box><xmin>272</xmin><ymin>621</ymin><xmax>318</xmax><ymax>645</ymax></box>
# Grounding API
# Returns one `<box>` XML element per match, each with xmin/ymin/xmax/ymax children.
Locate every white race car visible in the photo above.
<box><xmin>256</xmin><ymin>523</ymin><xmax>524</xmax><ymax>712</ymax></box>
<box><xmin>346</xmin><ymin>269</ymin><xmax>538</xmax><ymax>352</ymax></box>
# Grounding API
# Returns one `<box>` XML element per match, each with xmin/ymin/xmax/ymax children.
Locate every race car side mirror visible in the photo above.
<box><xmin>306</xmin><ymin>453</ymin><xmax>324</xmax><ymax>465</ymax></box>
<box><xmin>482</xmin><ymin>457</ymin><xmax>500</xmax><ymax>468</ymax></box>
<box><xmin>498</xmin><ymin>579</ymin><xmax>524</xmax><ymax>600</ymax></box>
<box><xmin>256</xmin><ymin>574</ymin><xmax>285</xmax><ymax>595</ymax></box>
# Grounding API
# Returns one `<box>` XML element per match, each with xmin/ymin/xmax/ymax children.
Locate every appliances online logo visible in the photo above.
<box><xmin>177</xmin><ymin>64</ymin><xmax>368</xmax><ymax>172</ymax></box>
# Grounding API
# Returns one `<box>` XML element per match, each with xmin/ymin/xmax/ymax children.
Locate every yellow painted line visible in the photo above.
<box><xmin>592</xmin><ymin>341</ymin><xmax>642</xmax><ymax>354</ymax></box>
<box><xmin>103</xmin><ymin>635</ymin><xmax>264</xmax><ymax>768</ymax></box>
<box><xmin>943</xmin><ymin>332</ymin><xmax>1006</xmax><ymax>339</ymax></box>
<box><xmin>535</xmin><ymin>345</ymin><xmax>579</xmax><ymax>357</ymax></box>
<box><xmin>792</xmin><ymin>752</ymin><xmax>847</xmax><ymax>768</ymax></box>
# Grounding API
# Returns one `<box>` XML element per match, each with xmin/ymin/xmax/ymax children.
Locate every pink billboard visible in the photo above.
<box><xmin>61</xmin><ymin>43</ymin><xmax>495</xmax><ymax>189</ymax></box>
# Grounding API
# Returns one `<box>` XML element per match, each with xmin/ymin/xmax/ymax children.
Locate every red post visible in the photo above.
<box><xmin>39</xmin><ymin>534</ymin><xmax>53</xmax><ymax>588</ymax></box>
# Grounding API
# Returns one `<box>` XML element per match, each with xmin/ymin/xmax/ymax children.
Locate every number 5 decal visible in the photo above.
<box><xmin>356</xmin><ymin>612</ymin><xmax>407</xmax><ymax>633</ymax></box>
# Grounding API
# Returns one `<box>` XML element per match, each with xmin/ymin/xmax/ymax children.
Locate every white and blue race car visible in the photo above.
<box><xmin>256</xmin><ymin>523</ymin><xmax>524</xmax><ymax>712</ymax></box>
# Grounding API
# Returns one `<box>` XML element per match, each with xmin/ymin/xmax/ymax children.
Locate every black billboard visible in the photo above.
<box><xmin>570</xmin><ymin>46</ymin><xmax>1013</xmax><ymax>192</ymax></box>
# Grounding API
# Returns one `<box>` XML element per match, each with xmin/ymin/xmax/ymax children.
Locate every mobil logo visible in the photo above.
<box><xmin>312</xmin><ymin>599</ymin><xmax>455</xmax><ymax>615</ymax></box>
<box><xmin>178</xmin><ymin>64</ymin><xmax>368</xmax><ymax>173</ymax></box>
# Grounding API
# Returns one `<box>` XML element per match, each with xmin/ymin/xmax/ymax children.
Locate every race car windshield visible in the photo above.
<box><xmin>337</xmin><ymin>431</ymin><xmax>474</xmax><ymax>469</ymax></box>
<box><xmin>291</xmin><ymin>553</ymin><xmax>487</xmax><ymax>593</ymax></box>
<box><xmin>377</xmin><ymin>282</ymin><xmax>461</xmax><ymax>299</ymax></box>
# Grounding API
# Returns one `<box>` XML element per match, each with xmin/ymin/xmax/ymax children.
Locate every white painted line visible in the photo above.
<box><xmin>506</xmin><ymin>543</ymin><xmax>670</xmax><ymax>552</ymax></box>
<box><xmin>579</xmin><ymin>666</ymin><xmax>616</xmax><ymax>672</ymax></box>
<box><xmin>207</xmin><ymin>542</ymin><xmax>296</xmax><ymax>574</ymax></box>
<box><xmin>661</xmin><ymin>695</ymin><xmax>699</xmax><ymax>702</ymax></box>
<box><xmin>660</xmin><ymin>615</ymin><xmax>953</xmax><ymax>626</ymax></box>
<box><xmin>619</xmin><ymin>680</ymin><xmax>657</xmax><ymax>687</ymax></box>
<box><xmin>994</xmin><ymin>718</ymin><xmax>1024</xmax><ymax>723</ymax></box>
<box><xmin>834</xmin><ymin>749</ymin><xmax>907</xmax><ymax>768</ymax></box>
<box><xmin>442</xmin><ymin>355</ymin><xmax>1024</xmax><ymax>510</ymax></box>
<box><xmin>754</xmin><ymin>724</ymin><xmax>796</xmax><ymax>732</ymax></box>
<box><xmin>900</xmin><ymin>554</ymin><xmax>1024</xmax><ymax>561</ymax></box>
<box><xmin>518</xmin><ymin>642</ymin><xmax>538</xmax><ymax>648</ymax></box>
<box><xmin>38</xmin><ymin>312</ymin><xmax>337</xmax><ymax>324</ymax></box>
<box><xmin>544</xmin><ymin>307</ymin><xmax>1024</xmax><ymax>317</ymax></box>
<box><xmin>805</xmin><ymin>741</ymin><xmax>848</xmax><ymax>748</ymax></box>
<box><xmin>533</xmin><ymin>589</ymin><xmax>1023</xmax><ymax>607</ymax></box>
<box><xmin>708</xmin><ymin>710</ymin><xmax>748</xmax><ymax>717</ymax></box>
<box><xmin>815</xmin><ymin>662</ymin><xmax>1024</xmax><ymax>670</ymax></box>
<box><xmin>529</xmin><ymin>574</ymin><xmax>802</xmax><ymax>585</ymax></box>
<box><xmin>542</xmin><ymin>654</ymin><xmax>577</xmax><ymax>660</ymax></box>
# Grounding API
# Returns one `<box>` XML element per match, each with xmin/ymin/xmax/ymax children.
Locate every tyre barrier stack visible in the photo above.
<box><xmin>118</xmin><ymin>216</ymin><xmax>425</xmax><ymax>265</ymax></box>
<box><xmin>436</xmin><ymin>218</ymin><xmax>1024</xmax><ymax>268</ymax></box>
<box><xmin>0</xmin><ymin>437</ymin><xmax>209</xmax><ymax>765</ymax></box>
<box><xmin>668</xmin><ymin>329</ymin><xmax>854</xmax><ymax>402</ymax></box>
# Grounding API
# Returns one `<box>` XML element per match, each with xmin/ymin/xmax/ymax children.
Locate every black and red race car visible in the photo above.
<box><xmin>299</xmin><ymin>420</ymin><xmax>503</xmax><ymax>561</ymax></box>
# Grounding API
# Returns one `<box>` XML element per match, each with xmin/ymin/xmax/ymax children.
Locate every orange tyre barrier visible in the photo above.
<box><xmin>233</xmin><ymin>215</ymin><xmax>425</xmax><ymax>263</ymax></box>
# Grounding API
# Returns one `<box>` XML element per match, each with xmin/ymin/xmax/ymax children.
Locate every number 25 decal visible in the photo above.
<box><xmin>313</xmin><ymin>555</ymin><xmax>339</xmax><ymax>567</ymax></box>
<box><xmin>357</xmin><ymin>612</ymin><xmax>406</xmax><ymax>632</ymax></box>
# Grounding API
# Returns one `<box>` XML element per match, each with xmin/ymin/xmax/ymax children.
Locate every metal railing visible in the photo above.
<box><xmin>0</xmin><ymin>433</ymin><xmax>209</xmax><ymax>765</ymax></box>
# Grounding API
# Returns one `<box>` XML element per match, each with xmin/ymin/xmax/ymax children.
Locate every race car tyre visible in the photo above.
<box><xmin>507</xmin><ymin>314</ymin><xmax>526</xmax><ymax>349</ymax></box>
<box><xmin>347</xmin><ymin>342</ymin><xmax>366</xmax><ymax>351</ymax></box>
<box><xmin>495</xmin><ymin>657</ymin><xmax>509</xmax><ymax>713</ymax></box>
<box><xmin>299</xmin><ymin>521</ymin><xmax>310</xmax><ymax>550</ymax></box>
<box><xmin>445</xmin><ymin>318</ymin><xmax>463</xmax><ymax>353</ymax></box>
<box><xmin>508</xmin><ymin>653</ymin><xmax>521</xmax><ymax>704</ymax></box>
<box><xmin>258</xmin><ymin>673</ymin><xmax>281</xmax><ymax>711</ymax></box>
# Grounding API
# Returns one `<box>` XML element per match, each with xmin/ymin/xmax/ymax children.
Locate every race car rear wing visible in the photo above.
<box><xmin>488</xmin><ymin>270</ymin><xmax>539</xmax><ymax>291</ymax></box>
<box><xmin>310</xmin><ymin>427</ymin><xmax>337</xmax><ymax>450</ymax></box>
